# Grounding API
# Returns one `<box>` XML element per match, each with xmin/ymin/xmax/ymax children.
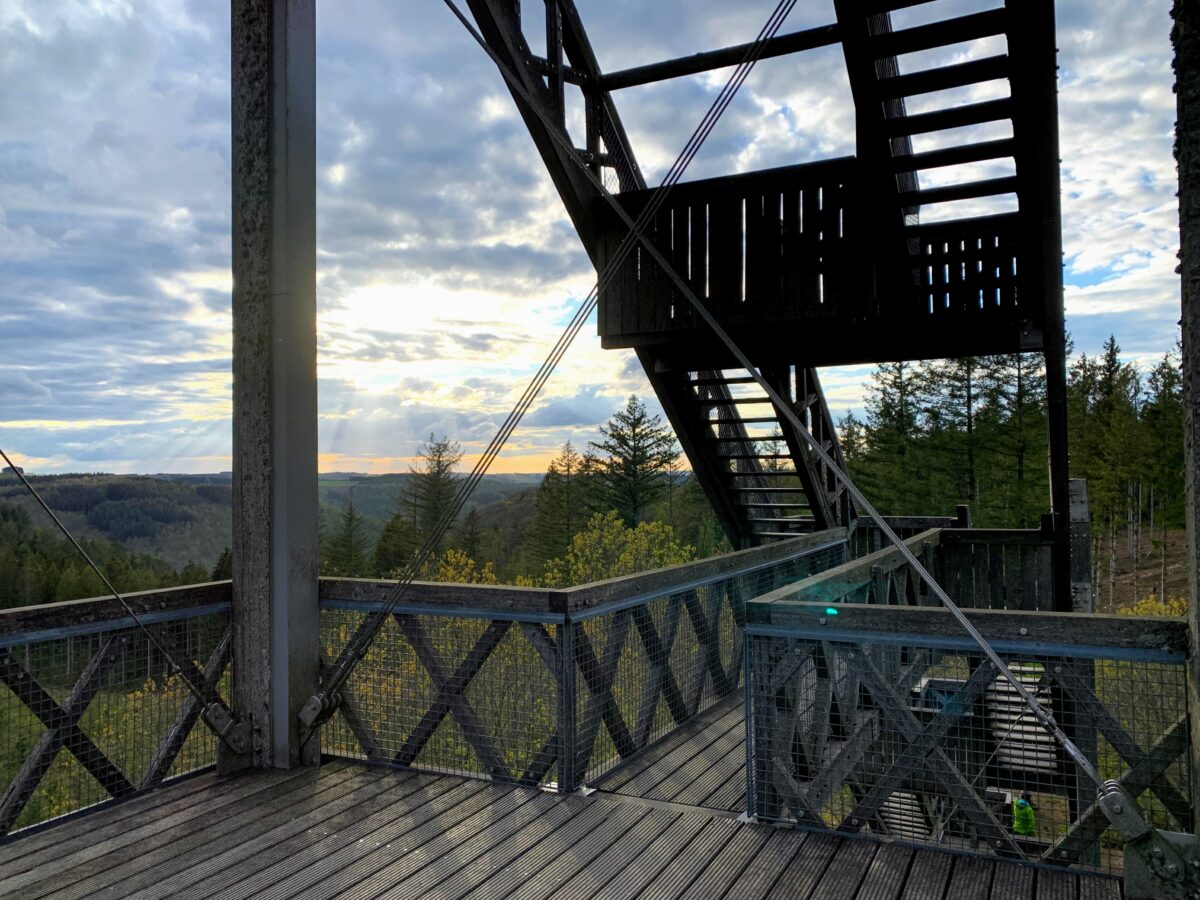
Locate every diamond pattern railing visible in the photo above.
<box><xmin>0</xmin><ymin>584</ymin><xmax>231</xmax><ymax>835</ymax></box>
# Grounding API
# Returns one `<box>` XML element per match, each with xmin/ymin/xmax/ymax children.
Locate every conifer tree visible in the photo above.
<box><xmin>328</xmin><ymin>496</ymin><xmax>370</xmax><ymax>577</ymax></box>
<box><xmin>588</xmin><ymin>396</ymin><xmax>680</xmax><ymax>525</ymax></box>
<box><xmin>520</xmin><ymin>442</ymin><xmax>586</xmax><ymax>575</ymax></box>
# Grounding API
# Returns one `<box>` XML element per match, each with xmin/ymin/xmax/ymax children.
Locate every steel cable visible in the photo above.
<box><xmin>306</xmin><ymin>0</ymin><xmax>800</xmax><ymax>730</ymax></box>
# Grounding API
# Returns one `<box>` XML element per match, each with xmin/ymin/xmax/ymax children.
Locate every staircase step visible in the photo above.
<box><xmin>883</xmin><ymin>97</ymin><xmax>1013</xmax><ymax>138</ymax></box>
<box><xmin>869</xmin><ymin>8</ymin><xmax>1008</xmax><ymax>58</ymax></box>
<box><xmin>897</xmin><ymin>175</ymin><xmax>1018</xmax><ymax>207</ymax></box>
<box><xmin>748</xmin><ymin>517</ymin><xmax>812</xmax><ymax>525</ymax></box>
<box><xmin>717</xmin><ymin>454</ymin><xmax>792</xmax><ymax>460</ymax></box>
<box><xmin>890</xmin><ymin>138</ymin><xmax>1016</xmax><ymax>174</ymax></box>
<box><xmin>709</xmin><ymin>434</ymin><xmax>787</xmax><ymax>443</ymax></box>
<box><xmin>720</xmin><ymin>416</ymin><xmax>781</xmax><ymax>425</ymax></box>
<box><xmin>724</xmin><ymin>472</ymin><xmax>801</xmax><ymax>480</ymax></box>
<box><xmin>689</xmin><ymin>376</ymin><xmax>757</xmax><ymax>387</ymax></box>
<box><xmin>730</xmin><ymin>487</ymin><xmax>808</xmax><ymax>494</ymax></box>
<box><xmin>755</xmin><ymin>531</ymin><xmax>813</xmax><ymax>539</ymax></box>
<box><xmin>877</xmin><ymin>55</ymin><xmax>1009</xmax><ymax>100</ymax></box>
<box><xmin>693</xmin><ymin>397</ymin><xmax>774</xmax><ymax>406</ymax></box>
<box><xmin>738</xmin><ymin>503</ymin><xmax>811</xmax><ymax>510</ymax></box>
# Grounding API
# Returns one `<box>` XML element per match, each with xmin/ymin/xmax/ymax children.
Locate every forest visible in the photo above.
<box><xmin>0</xmin><ymin>334</ymin><xmax>1184</xmax><ymax>610</ymax></box>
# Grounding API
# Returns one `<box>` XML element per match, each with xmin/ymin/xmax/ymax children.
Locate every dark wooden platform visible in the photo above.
<box><xmin>0</xmin><ymin>757</ymin><xmax>1121</xmax><ymax>900</ymax></box>
<box><xmin>592</xmin><ymin>693</ymin><xmax>748</xmax><ymax>813</ymax></box>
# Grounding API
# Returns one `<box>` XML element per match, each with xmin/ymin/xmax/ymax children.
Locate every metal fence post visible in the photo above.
<box><xmin>557</xmin><ymin>617</ymin><xmax>578</xmax><ymax>792</ymax></box>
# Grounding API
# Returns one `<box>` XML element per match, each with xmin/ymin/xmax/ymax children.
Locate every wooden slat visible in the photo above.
<box><xmin>854</xmin><ymin>843</ymin><xmax>914</xmax><ymax>900</ymax></box>
<box><xmin>640</xmin><ymin>818</ymin><xmax>738</xmax><ymax>900</ymax></box>
<box><xmin>677</xmin><ymin>825</ymin><xmax>771</xmax><ymax>899</ymax></box>
<box><xmin>899</xmin><ymin>849</ymin><xmax>954</xmax><ymax>900</ymax></box>
<box><xmin>549</xmin><ymin>809</ymin><xmax>694</xmax><ymax>900</ymax></box>
<box><xmin>285</xmin><ymin>785</ymin><xmax>567</xmax><ymax>900</ymax></box>
<box><xmin>210</xmin><ymin>775</ymin><xmax>497</xmax><ymax>900</ymax></box>
<box><xmin>593</xmin><ymin>812</ymin><xmax>714</xmax><ymax>899</ymax></box>
<box><xmin>1035</xmin><ymin>867</ymin><xmax>1076</xmax><ymax>900</ymax></box>
<box><xmin>810</xmin><ymin>838</ymin><xmax>877</xmax><ymax>900</ymax></box>
<box><xmin>883</xmin><ymin>98</ymin><xmax>1013</xmax><ymax>138</ymax></box>
<box><xmin>989</xmin><ymin>862</ymin><xmax>1035</xmax><ymax>900</ymax></box>
<box><xmin>142</xmin><ymin>771</ymin><xmax>459</xmax><ymax>900</ymax></box>
<box><xmin>766</xmin><ymin>831</ymin><xmax>841</xmax><ymax>899</ymax></box>
<box><xmin>721</xmin><ymin>831</ymin><xmax>805</xmax><ymax>900</ymax></box>
<box><xmin>946</xmin><ymin>854</ymin><xmax>995</xmax><ymax>900</ymax></box>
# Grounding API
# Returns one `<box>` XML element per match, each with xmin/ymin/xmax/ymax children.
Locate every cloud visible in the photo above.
<box><xmin>0</xmin><ymin>0</ymin><xmax>1184</xmax><ymax>474</ymax></box>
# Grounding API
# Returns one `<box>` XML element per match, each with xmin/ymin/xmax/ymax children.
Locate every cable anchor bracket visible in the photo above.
<box><xmin>1098</xmin><ymin>781</ymin><xmax>1200</xmax><ymax>900</ymax></box>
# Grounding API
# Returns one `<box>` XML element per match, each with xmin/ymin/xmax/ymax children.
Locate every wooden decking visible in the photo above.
<box><xmin>591</xmin><ymin>693</ymin><xmax>748</xmax><ymax>813</ymax></box>
<box><xmin>0</xmin><ymin>756</ymin><xmax>1121</xmax><ymax>900</ymax></box>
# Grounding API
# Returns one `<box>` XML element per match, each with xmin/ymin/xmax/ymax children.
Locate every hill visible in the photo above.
<box><xmin>0</xmin><ymin>471</ymin><xmax>542</xmax><ymax>572</ymax></box>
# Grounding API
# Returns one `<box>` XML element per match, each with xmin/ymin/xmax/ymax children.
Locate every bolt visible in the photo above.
<box><xmin>851</xmin><ymin>818</ymin><xmax>859</xmax><ymax>826</ymax></box>
<box><xmin>1169</xmin><ymin>864</ymin><xmax>1180</xmax><ymax>877</ymax></box>
<box><xmin>1113</xmin><ymin>805</ymin><xmax>1123</xmax><ymax>814</ymax></box>
<box><xmin>1153</xmin><ymin>846</ymin><xmax>1165</xmax><ymax>859</ymax></box>
<box><xmin>1019</xmin><ymin>627</ymin><xmax>1028</xmax><ymax>636</ymax></box>
<box><xmin>1191</xmin><ymin>859</ymin><xmax>1200</xmax><ymax>869</ymax></box>
<box><xmin>818</xmin><ymin>616</ymin><xmax>826</xmax><ymax>625</ymax></box>
<box><xmin>1054</xmin><ymin>665</ymin><xmax>1062</xmax><ymax>674</ymax></box>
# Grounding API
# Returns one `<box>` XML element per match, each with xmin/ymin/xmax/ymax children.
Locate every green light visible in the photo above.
<box><xmin>824</xmin><ymin>607</ymin><xmax>839</xmax><ymax>616</ymax></box>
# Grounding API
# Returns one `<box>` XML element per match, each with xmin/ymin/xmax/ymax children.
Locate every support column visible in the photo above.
<box><xmin>226</xmin><ymin>0</ymin><xmax>319</xmax><ymax>770</ymax></box>
<box><xmin>1174</xmin><ymin>0</ymin><xmax>1200</xmax><ymax>830</ymax></box>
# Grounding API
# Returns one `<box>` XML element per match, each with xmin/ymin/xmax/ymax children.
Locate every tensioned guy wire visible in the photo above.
<box><xmin>0</xmin><ymin>447</ymin><xmax>211</xmax><ymax>706</ymax></box>
<box><xmin>305</xmin><ymin>0</ymin><xmax>801</xmax><ymax>730</ymax></box>
<box><xmin>434</xmin><ymin>3</ymin><xmax>1106</xmax><ymax>789</ymax></box>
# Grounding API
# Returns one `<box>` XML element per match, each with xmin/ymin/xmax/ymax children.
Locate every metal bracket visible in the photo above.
<box><xmin>201</xmin><ymin>703</ymin><xmax>251</xmax><ymax>756</ymax></box>
<box><xmin>297</xmin><ymin>689</ymin><xmax>342</xmax><ymax>741</ymax></box>
<box><xmin>1099</xmin><ymin>781</ymin><xmax>1200</xmax><ymax>899</ymax></box>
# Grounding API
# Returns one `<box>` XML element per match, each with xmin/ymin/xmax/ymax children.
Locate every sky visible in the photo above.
<box><xmin>0</xmin><ymin>0</ymin><xmax>1183</xmax><ymax>475</ymax></box>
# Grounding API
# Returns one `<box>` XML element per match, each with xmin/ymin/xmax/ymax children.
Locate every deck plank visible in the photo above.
<box><xmin>177</xmin><ymin>772</ymin><xmax>475</xmax><ymax>900</ymax></box>
<box><xmin>677</xmin><ymin>821</ymin><xmax>772</xmax><ymax>898</ymax></box>
<box><xmin>23</xmin><ymin>765</ymin><xmax>365</xmax><ymax>900</ymax></box>
<box><xmin>581</xmin><ymin>808</ymin><xmax>714</xmax><ymax>900</ymax></box>
<box><xmin>945</xmin><ymin>855</ymin><xmax>994</xmax><ymax>900</ymax></box>
<box><xmin>766</xmin><ymin>831</ymin><xmax>841</xmax><ymax>899</ymax></box>
<box><xmin>638</xmin><ymin>817</ymin><xmax>739</xmax><ymax>900</ymax></box>
<box><xmin>211</xmin><ymin>777</ymin><xmax>496</xmax><ymax>900</ymax></box>
<box><xmin>506</xmin><ymin>804</ymin><xmax>675</xmax><ymax>900</ymax></box>
<box><xmin>722</xmin><ymin>830</ymin><xmax>807</xmax><ymax>900</ymax></box>
<box><xmin>82</xmin><ymin>766</ymin><xmax>389</xmax><ymax>900</ymax></box>
<box><xmin>810</xmin><ymin>838</ymin><xmax>878</xmax><ymax>900</ymax></box>
<box><xmin>1035</xmin><ymin>867</ymin><xmax>1077</xmax><ymax>900</ymax></box>
<box><xmin>989</xmin><ymin>861</ymin><xmax>1035</xmax><ymax>900</ymax></box>
<box><xmin>287</xmin><ymin>786</ymin><xmax>570</xmax><ymax>900</ymax></box>
<box><xmin>899</xmin><ymin>847</ymin><xmax>953</xmax><ymax>900</ymax></box>
<box><xmin>0</xmin><ymin>758</ymin><xmax>1102</xmax><ymax>900</ymax></box>
<box><xmin>854</xmin><ymin>843</ymin><xmax>914</xmax><ymax>900</ymax></box>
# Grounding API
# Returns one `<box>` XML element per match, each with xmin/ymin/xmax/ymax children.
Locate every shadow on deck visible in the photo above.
<box><xmin>0</xmin><ymin>759</ymin><xmax>1120</xmax><ymax>900</ymax></box>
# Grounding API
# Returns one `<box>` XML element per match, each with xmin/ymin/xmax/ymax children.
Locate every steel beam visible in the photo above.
<box><xmin>229</xmin><ymin>0</ymin><xmax>320</xmax><ymax>769</ymax></box>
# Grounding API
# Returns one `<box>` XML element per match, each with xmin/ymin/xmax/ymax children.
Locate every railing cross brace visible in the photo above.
<box><xmin>0</xmin><ymin>639</ymin><xmax>136</xmax><ymax>834</ymax></box>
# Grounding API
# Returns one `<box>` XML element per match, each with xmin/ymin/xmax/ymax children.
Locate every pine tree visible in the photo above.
<box><xmin>859</xmin><ymin>361</ymin><xmax>923</xmax><ymax>514</ymax></box>
<box><xmin>379</xmin><ymin>434</ymin><xmax>463</xmax><ymax>567</ymax></box>
<box><xmin>455</xmin><ymin>507</ymin><xmax>483</xmax><ymax>561</ymax></box>
<box><xmin>210</xmin><ymin>546</ymin><xmax>232</xmax><ymax>581</ymax></box>
<box><xmin>588</xmin><ymin>396</ymin><xmax>680</xmax><ymax>525</ymax></box>
<box><xmin>520</xmin><ymin>442</ymin><xmax>586</xmax><ymax>575</ymax></box>
<box><xmin>328</xmin><ymin>496</ymin><xmax>370</xmax><ymax>577</ymax></box>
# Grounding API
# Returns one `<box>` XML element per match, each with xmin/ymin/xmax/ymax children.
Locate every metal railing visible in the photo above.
<box><xmin>745</xmin><ymin>570</ymin><xmax>1190</xmax><ymax>876</ymax></box>
<box><xmin>319</xmin><ymin>530</ymin><xmax>848</xmax><ymax>791</ymax></box>
<box><xmin>0</xmin><ymin>584</ymin><xmax>232</xmax><ymax>836</ymax></box>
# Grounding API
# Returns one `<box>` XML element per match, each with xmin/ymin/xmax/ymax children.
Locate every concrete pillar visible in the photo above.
<box><xmin>226</xmin><ymin>0</ymin><xmax>319</xmax><ymax>770</ymax></box>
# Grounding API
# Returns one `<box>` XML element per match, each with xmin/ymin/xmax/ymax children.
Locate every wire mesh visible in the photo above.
<box><xmin>0</xmin><ymin>610</ymin><xmax>229</xmax><ymax>835</ymax></box>
<box><xmin>574</xmin><ymin>540</ymin><xmax>848</xmax><ymax>783</ymax></box>
<box><xmin>320</xmin><ymin>605</ymin><xmax>560</xmax><ymax>785</ymax></box>
<box><xmin>746</xmin><ymin>629</ymin><xmax>1190</xmax><ymax>875</ymax></box>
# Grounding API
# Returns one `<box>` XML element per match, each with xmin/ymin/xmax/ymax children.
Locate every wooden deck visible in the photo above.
<box><xmin>0</xmin><ymin>757</ymin><xmax>1121</xmax><ymax>900</ymax></box>
<box><xmin>591</xmin><ymin>693</ymin><xmax>748</xmax><ymax>813</ymax></box>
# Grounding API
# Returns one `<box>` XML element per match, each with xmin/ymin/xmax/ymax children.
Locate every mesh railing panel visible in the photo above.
<box><xmin>746</xmin><ymin>629</ymin><xmax>1190</xmax><ymax>876</ymax></box>
<box><xmin>0</xmin><ymin>609</ymin><xmax>230</xmax><ymax>835</ymax></box>
<box><xmin>320</xmin><ymin>605</ymin><xmax>561</xmax><ymax>785</ymax></box>
<box><xmin>575</xmin><ymin>540</ymin><xmax>847</xmax><ymax>783</ymax></box>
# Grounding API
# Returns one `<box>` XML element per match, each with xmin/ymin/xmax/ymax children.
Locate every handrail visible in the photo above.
<box><xmin>320</xmin><ymin>528</ymin><xmax>845</xmax><ymax>615</ymax></box>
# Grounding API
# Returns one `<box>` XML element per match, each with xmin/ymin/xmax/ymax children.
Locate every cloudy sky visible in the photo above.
<box><xmin>0</xmin><ymin>0</ymin><xmax>1182</xmax><ymax>475</ymax></box>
